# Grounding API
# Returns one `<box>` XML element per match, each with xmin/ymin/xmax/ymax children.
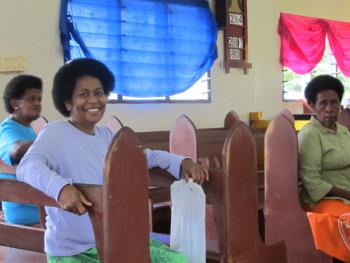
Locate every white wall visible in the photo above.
<box><xmin>1</xmin><ymin>0</ymin><xmax>350</xmax><ymax>131</ymax></box>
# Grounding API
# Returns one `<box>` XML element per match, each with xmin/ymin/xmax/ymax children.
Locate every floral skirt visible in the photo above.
<box><xmin>47</xmin><ymin>237</ymin><xmax>188</xmax><ymax>263</ymax></box>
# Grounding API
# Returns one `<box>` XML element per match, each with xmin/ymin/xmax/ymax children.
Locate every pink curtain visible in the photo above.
<box><xmin>279</xmin><ymin>13</ymin><xmax>350</xmax><ymax>77</ymax></box>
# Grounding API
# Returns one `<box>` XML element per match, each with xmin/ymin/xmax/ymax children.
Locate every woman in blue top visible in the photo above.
<box><xmin>17</xmin><ymin>58</ymin><xmax>208</xmax><ymax>263</ymax></box>
<box><xmin>0</xmin><ymin>75</ymin><xmax>43</xmax><ymax>225</ymax></box>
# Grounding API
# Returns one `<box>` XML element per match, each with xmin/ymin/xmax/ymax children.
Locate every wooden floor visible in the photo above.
<box><xmin>0</xmin><ymin>246</ymin><xmax>46</xmax><ymax>263</ymax></box>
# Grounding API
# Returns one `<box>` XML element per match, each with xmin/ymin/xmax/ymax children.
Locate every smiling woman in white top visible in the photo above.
<box><xmin>17</xmin><ymin>58</ymin><xmax>208</xmax><ymax>263</ymax></box>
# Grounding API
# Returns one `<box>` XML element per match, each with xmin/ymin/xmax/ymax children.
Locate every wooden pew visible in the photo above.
<box><xmin>249</xmin><ymin>111</ymin><xmax>310</xmax><ymax>131</ymax></box>
<box><xmin>137</xmin><ymin>111</ymin><xmax>245</xmax><ymax>153</ymax></box>
<box><xmin>214</xmin><ymin>121</ymin><xmax>286</xmax><ymax>262</ymax></box>
<box><xmin>104</xmin><ymin>116</ymin><xmax>166</xmax><ymax>232</ymax></box>
<box><xmin>137</xmin><ymin>130</ymin><xmax>170</xmax><ymax>151</ymax></box>
<box><xmin>338</xmin><ymin>108</ymin><xmax>350</xmax><ymax>131</ymax></box>
<box><xmin>169</xmin><ymin>113</ymin><xmax>266</xmax><ymax>240</ymax></box>
<box><xmin>153</xmin><ymin>121</ymin><xmax>286</xmax><ymax>262</ymax></box>
<box><xmin>146</xmin><ymin>111</ymin><xmax>246</xmax><ymax>234</ymax></box>
<box><xmin>0</xmin><ymin>127</ymin><xmax>151</xmax><ymax>263</ymax></box>
<box><xmin>264</xmin><ymin>110</ymin><xmax>332</xmax><ymax>262</ymax></box>
<box><xmin>0</xmin><ymin>123</ymin><xmax>287</xmax><ymax>263</ymax></box>
<box><xmin>0</xmin><ymin>246</ymin><xmax>46</xmax><ymax>263</ymax></box>
<box><xmin>105</xmin><ymin>115</ymin><xmax>123</xmax><ymax>135</ymax></box>
<box><xmin>0</xmin><ymin>160</ymin><xmax>16</xmax><ymax>175</ymax></box>
<box><xmin>104</xmin><ymin>112</ymin><xmax>265</xmax><ymax>234</ymax></box>
<box><xmin>31</xmin><ymin>116</ymin><xmax>48</xmax><ymax>135</ymax></box>
<box><xmin>107</xmin><ymin>111</ymin><xmax>263</xmax><ymax>174</ymax></box>
<box><xmin>142</xmin><ymin>111</ymin><xmax>265</xmax><ymax>236</ymax></box>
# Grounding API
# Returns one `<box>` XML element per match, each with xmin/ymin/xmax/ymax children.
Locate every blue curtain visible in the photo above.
<box><xmin>60</xmin><ymin>0</ymin><xmax>218</xmax><ymax>97</ymax></box>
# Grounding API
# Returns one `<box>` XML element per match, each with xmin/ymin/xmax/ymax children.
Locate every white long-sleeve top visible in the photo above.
<box><xmin>17</xmin><ymin>120</ymin><xmax>184</xmax><ymax>256</ymax></box>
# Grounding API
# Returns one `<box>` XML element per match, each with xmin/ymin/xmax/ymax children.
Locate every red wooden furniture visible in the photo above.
<box><xmin>141</xmin><ymin>111</ymin><xmax>244</xmax><ymax>234</ymax></box>
<box><xmin>168</xmin><ymin>112</ymin><xmax>267</xmax><ymax>241</ymax></box>
<box><xmin>211</xmin><ymin>121</ymin><xmax>286</xmax><ymax>262</ymax></box>
<box><xmin>170</xmin><ymin>115</ymin><xmax>197</xmax><ymax>160</ymax></box>
<box><xmin>154</xmin><ymin>120</ymin><xmax>286</xmax><ymax>262</ymax></box>
<box><xmin>264</xmin><ymin>110</ymin><xmax>332</xmax><ymax>262</ymax></box>
<box><xmin>0</xmin><ymin>246</ymin><xmax>46</xmax><ymax>263</ymax></box>
<box><xmin>0</xmin><ymin>160</ymin><xmax>16</xmax><ymax>175</ymax></box>
<box><xmin>105</xmin><ymin>116</ymin><xmax>123</xmax><ymax>135</ymax></box>
<box><xmin>169</xmin><ymin>112</ymin><xmax>242</xmax><ymax>239</ymax></box>
<box><xmin>338</xmin><ymin>108</ymin><xmax>350</xmax><ymax>131</ymax></box>
<box><xmin>0</xmin><ymin>121</ymin><xmax>287</xmax><ymax>263</ymax></box>
<box><xmin>31</xmin><ymin>116</ymin><xmax>48</xmax><ymax>135</ymax></box>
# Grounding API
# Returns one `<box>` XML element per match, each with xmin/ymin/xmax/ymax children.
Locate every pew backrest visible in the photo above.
<box><xmin>101</xmin><ymin>127</ymin><xmax>150</xmax><ymax>262</ymax></box>
<box><xmin>338</xmin><ymin>108</ymin><xmax>350</xmax><ymax>131</ymax></box>
<box><xmin>209</xmin><ymin>121</ymin><xmax>286</xmax><ymax>262</ymax></box>
<box><xmin>31</xmin><ymin>116</ymin><xmax>48</xmax><ymax>135</ymax></box>
<box><xmin>264</xmin><ymin>110</ymin><xmax>331</xmax><ymax>262</ymax></box>
<box><xmin>169</xmin><ymin>115</ymin><xmax>218</xmax><ymax>241</ymax></box>
<box><xmin>170</xmin><ymin>115</ymin><xmax>197</xmax><ymax>161</ymax></box>
<box><xmin>105</xmin><ymin>116</ymin><xmax>123</xmax><ymax>135</ymax></box>
<box><xmin>224</xmin><ymin>110</ymin><xmax>240</xmax><ymax>129</ymax></box>
<box><xmin>153</xmin><ymin>121</ymin><xmax>286</xmax><ymax>262</ymax></box>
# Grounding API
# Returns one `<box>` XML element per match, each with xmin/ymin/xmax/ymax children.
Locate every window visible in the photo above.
<box><xmin>108</xmin><ymin>72</ymin><xmax>210</xmax><ymax>103</ymax></box>
<box><xmin>60</xmin><ymin>0</ymin><xmax>218</xmax><ymax>103</ymax></box>
<box><xmin>283</xmin><ymin>39</ymin><xmax>350</xmax><ymax>102</ymax></box>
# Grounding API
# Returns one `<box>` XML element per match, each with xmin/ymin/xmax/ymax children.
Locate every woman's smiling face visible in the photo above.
<box><xmin>65</xmin><ymin>76</ymin><xmax>107</xmax><ymax>134</ymax></box>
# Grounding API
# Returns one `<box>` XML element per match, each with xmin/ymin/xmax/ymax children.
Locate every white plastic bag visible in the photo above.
<box><xmin>170</xmin><ymin>179</ymin><xmax>206</xmax><ymax>263</ymax></box>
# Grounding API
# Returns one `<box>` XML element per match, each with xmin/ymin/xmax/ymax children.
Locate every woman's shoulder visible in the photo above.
<box><xmin>337</xmin><ymin>123</ymin><xmax>350</xmax><ymax>134</ymax></box>
<box><xmin>36</xmin><ymin>120</ymin><xmax>72</xmax><ymax>138</ymax></box>
<box><xmin>299</xmin><ymin>121</ymin><xmax>318</xmax><ymax>135</ymax></box>
<box><xmin>95</xmin><ymin>125</ymin><xmax>113</xmax><ymax>139</ymax></box>
<box><xmin>298</xmin><ymin>121</ymin><xmax>322</xmax><ymax>145</ymax></box>
<box><xmin>0</xmin><ymin>117</ymin><xmax>13</xmax><ymax>129</ymax></box>
<box><xmin>0</xmin><ymin>117</ymin><xmax>21</xmax><ymax>128</ymax></box>
<box><xmin>0</xmin><ymin>117</ymin><xmax>33</xmax><ymax>133</ymax></box>
<box><xmin>42</xmin><ymin>120</ymin><xmax>69</xmax><ymax>130</ymax></box>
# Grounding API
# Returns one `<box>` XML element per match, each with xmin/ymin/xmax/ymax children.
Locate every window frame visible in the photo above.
<box><xmin>282</xmin><ymin>39</ymin><xmax>350</xmax><ymax>102</ymax></box>
<box><xmin>107</xmin><ymin>71</ymin><xmax>212</xmax><ymax>104</ymax></box>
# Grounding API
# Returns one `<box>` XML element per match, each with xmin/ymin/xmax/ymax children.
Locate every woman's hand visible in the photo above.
<box><xmin>57</xmin><ymin>184</ymin><xmax>92</xmax><ymax>215</ymax></box>
<box><xmin>181</xmin><ymin>158</ymin><xmax>209</xmax><ymax>184</ymax></box>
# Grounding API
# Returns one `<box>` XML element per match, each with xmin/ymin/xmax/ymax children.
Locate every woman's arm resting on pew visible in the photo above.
<box><xmin>144</xmin><ymin>149</ymin><xmax>208</xmax><ymax>184</ymax></box>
